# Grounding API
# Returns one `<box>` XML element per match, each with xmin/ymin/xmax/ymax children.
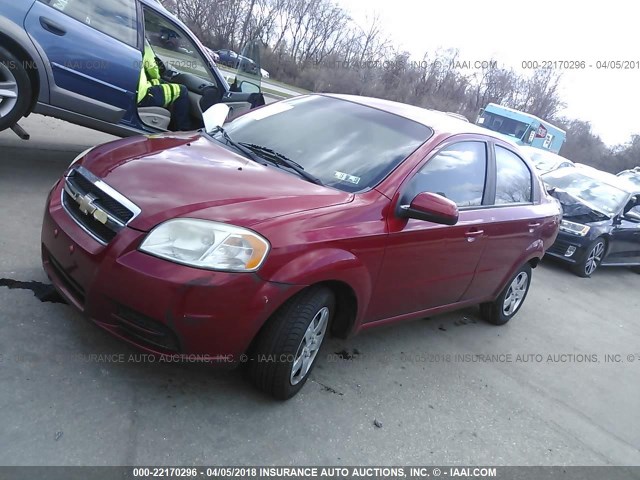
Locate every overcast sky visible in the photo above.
<box><xmin>336</xmin><ymin>0</ymin><xmax>638</xmax><ymax>146</ymax></box>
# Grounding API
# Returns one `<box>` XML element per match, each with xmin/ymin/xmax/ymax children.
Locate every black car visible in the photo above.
<box><xmin>542</xmin><ymin>166</ymin><xmax>640</xmax><ymax>277</ymax></box>
<box><xmin>216</xmin><ymin>49</ymin><xmax>239</xmax><ymax>67</ymax></box>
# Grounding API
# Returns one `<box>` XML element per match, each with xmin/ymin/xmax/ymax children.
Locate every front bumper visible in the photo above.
<box><xmin>545</xmin><ymin>231</ymin><xmax>591</xmax><ymax>264</ymax></box>
<box><xmin>41</xmin><ymin>181</ymin><xmax>299</xmax><ymax>362</ymax></box>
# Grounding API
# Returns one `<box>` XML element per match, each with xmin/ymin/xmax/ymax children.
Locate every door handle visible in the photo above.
<box><xmin>465</xmin><ymin>229</ymin><xmax>484</xmax><ymax>242</ymax></box>
<box><xmin>528</xmin><ymin>222</ymin><xmax>541</xmax><ymax>233</ymax></box>
<box><xmin>40</xmin><ymin>17</ymin><xmax>67</xmax><ymax>36</ymax></box>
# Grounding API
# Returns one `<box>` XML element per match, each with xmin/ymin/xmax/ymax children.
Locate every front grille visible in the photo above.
<box><xmin>62</xmin><ymin>166</ymin><xmax>139</xmax><ymax>244</ymax></box>
<box><xmin>548</xmin><ymin>238</ymin><xmax>573</xmax><ymax>256</ymax></box>
<box><xmin>112</xmin><ymin>305</ymin><xmax>181</xmax><ymax>353</ymax></box>
<box><xmin>69</xmin><ymin>172</ymin><xmax>134</xmax><ymax>223</ymax></box>
<box><xmin>62</xmin><ymin>190</ymin><xmax>117</xmax><ymax>243</ymax></box>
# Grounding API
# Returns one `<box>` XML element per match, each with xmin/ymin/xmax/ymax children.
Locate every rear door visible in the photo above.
<box><xmin>463</xmin><ymin>144</ymin><xmax>543</xmax><ymax>300</ymax></box>
<box><xmin>24</xmin><ymin>0</ymin><xmax>141</xmax><ymax>123</ymax></box>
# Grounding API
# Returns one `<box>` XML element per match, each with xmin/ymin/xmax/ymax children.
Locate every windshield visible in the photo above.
<box><xmin>479</xmin><ymin>112</ymin><xmax>529</xmax><ymax>139</ymax></box>
<box><xmin>542</xmin><ymin>169</ymin><xmax>629</xmax><ymax>216</ymax></box>
<box><xmin>221</xmin><ymin>96</ymin><xmax>432</xmax><ymax>192</ymax></box>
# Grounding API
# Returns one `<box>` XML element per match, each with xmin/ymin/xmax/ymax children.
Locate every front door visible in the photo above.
<box><xmin>366</xmin><ymin>141</ymin><xmax>490</xmax><ymax>322</ymax></box>
<box><xmin>25</xmin><ymin>0</ymin><xmax>142</xmax><ymax>123</ymax></box>
<box><xmin>606</xmin><ymin>205</ymin><xmax>640</xmax><ymax>265</ymax></box>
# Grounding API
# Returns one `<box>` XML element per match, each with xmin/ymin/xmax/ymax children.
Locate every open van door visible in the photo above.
<box><xmin>230</xmin><ymin>39</ymin><xmax>262</xmax><ymax>94</ymax></box>
<box><xmin>221</xmin><ymin>39</ymin><xmax>265</xmax><ymax>120</ymax></box>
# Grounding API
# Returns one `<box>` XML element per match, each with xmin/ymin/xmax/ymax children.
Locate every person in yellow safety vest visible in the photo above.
<box><xmin>137</xmin><ymin>41</ymin><xmax>190</xmax><ymax>131</ymax></box>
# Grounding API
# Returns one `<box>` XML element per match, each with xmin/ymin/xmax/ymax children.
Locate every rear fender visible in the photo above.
<box><xmin>490</xmin><ymin>239</ymin><xmax>544</xmax><ymax>299</ymax></box>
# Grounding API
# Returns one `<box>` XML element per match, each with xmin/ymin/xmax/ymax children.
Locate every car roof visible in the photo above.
<box><xmin>618</xmin><ymin>167</ymin><xmax>640</xmax><ymax>175</ymax></box>
<box><xmin>324</xmin><ymin>94</ymin><xmax>513</xmax><ymax>142</ymax></box>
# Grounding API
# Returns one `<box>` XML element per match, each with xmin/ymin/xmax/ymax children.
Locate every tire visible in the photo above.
<box><xmin>571</xmin><ymin>238</ymin><xmax>606</xmax><ymax>278</ymax></box>
<box><xmin>0</xmin><ymin>46</ymin><xmax>32</xmax><ymax>132</ymax></box>
<box><xmin>480</xmin><ymin>263</ymin><xmax>532</xmax><ymax>326</ymax></box>
<box><xmin>248</xmin><ymin>286</ymin><xmax>335</xmax><ymax>400</ymax></box>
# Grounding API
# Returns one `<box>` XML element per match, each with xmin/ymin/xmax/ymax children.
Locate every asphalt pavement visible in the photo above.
<box><xmin>0</xmin><ymin>114</ymin><xmax>639</xmax><ymax>466</ymax></box>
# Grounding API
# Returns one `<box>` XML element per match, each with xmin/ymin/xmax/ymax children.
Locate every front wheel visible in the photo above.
<box><xmin>0</xmin><ymin>46</ymin><xmax>32</xmax><ymax>132</ymax></box>
<box><xmin>572</xmin><ymin>238</ymin><xmax>606</xmax><ymax>278</ymax></box>
<box><xmin>248</xmin><ymin>286</ymin><xmax>335</xmax><ymax>400</ymax></box>
<box><xmin>480</xmin><ymin>263</ymin><xmax>532</xmax><ymax>326</ymax></box>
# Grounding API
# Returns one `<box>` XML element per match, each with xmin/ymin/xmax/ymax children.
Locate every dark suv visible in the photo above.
<box><xmin>0</xmin><ymin>0</ymin><xmax>263</xmax><ymax>138</ymax></box>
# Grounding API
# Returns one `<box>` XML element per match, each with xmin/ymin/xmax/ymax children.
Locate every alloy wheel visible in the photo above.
<box><xmin>502</xmin><ymin>271</ymin><xmax>529</xmax><ymax>317</ymax></box>
<box><xmin>290</xmin><ymin>306</ymin><xmax>329</xmax><ymax>385</ymax></box>
<box><xmin>0</xmin><ymin>63</ymin><xmax>19</xmax><ymax>118</ymax></box>
<box><xmin>584</xmin><ymin>241</ymin><xmax>605</xmax><ymax>276</ymax></box>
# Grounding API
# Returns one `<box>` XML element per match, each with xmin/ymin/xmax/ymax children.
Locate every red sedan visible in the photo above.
<box><xmin>41</xmin><ymin>94</ymin><xmax>561</xmax><ymax>399</ymax></box>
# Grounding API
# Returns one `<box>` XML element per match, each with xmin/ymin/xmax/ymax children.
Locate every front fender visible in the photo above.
<box><xmin>259</xmin><ymin>248</ymin><xmax>373</xmax><ymax>322</ymax></box>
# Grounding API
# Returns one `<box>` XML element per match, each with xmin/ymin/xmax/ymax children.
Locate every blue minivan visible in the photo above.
<box><xmin>0</xmin><ymin>0</ymin><xmax>263</xmax><ymax>138</ymax></box>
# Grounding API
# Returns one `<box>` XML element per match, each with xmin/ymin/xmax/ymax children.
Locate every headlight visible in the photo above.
<box><xmin>69</xmin><ymin>147</ymin><xmax>95</xmax><ymax>167</ymax></box>
<box><xmin>559</xmin><ymin>220</ymin><xmax>590</xmax><ymax>236</ymax></box>
<box><xmin>139</xmin><ymin>219</ymin><xmax>270</xmax><ymax>272</ymax></box>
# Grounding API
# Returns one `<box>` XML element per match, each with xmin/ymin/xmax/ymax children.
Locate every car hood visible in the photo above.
<box><xmin>548</xmin><ymin>189</ymin><xmax>609</xmax><ymax>223</ymax></box>
<box><xmin>80</xmin><ymin>132</ymin><xmax>353</xmax><ymax>231</ymax></box>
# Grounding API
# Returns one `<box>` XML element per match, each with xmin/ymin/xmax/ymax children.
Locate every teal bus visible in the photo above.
<box><xmin>476</xmin><ymin>103</ymin><xmax>566</xmax><ymax>153</ymax></box>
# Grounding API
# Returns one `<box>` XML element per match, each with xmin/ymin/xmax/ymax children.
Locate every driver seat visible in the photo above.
<box><xmin>138</xmin><ymin>106</ymin><xmax>171</xmax><ymax>130</ymax></box>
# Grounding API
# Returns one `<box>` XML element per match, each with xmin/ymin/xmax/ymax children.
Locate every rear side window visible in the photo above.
<box><xmin>405</xmin><ymin>141</ymin><xmax>487</xmax><ymax>207</ymax></box>
<box><xmin>44</xmin><ymin>0</ymin><xmax>137</xmax><ymax>47</ymax></box>
<box><xmin>495</xmin><ymin>146</ymin><xmax>533</xmax><ymax>204</ymax></box>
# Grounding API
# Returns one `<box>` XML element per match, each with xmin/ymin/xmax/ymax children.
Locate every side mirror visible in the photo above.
<box><xmin>399</xmin><ymin>192</ymin><xmax>459</xmax><ymax>225</ymax></box>
<box><xmin>203</xmin><ymin>103</ymin><xmax>230</xmax><ymax>132</ymax></box>
<box><xmin>239</xmin><ymin>81</ymin><xmax>260</xmax><ymax>94</ymax></box>
<box><xmin>623</xmin><ymin>210</ymin><xmax>640</xmax><ymax>222</ymax></box>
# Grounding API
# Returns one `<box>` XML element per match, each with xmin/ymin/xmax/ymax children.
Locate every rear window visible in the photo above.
<box><xmin>495</xmin><ymin>146</ymin><xmax>533</xmax><ymax>204</ymax></box>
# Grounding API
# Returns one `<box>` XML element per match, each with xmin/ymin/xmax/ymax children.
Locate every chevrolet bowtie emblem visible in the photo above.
<box><xmin>75</xmin><ymin>193</ymin><xmax>108</xmax><ymax>225</ymax></box>
<box><xmin>77</xmin><ymin>194</ymin><xmax>96</xmax><ymax>215</ymax></box>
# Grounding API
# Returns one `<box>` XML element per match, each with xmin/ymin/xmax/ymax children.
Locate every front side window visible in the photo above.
<box><xmin>219</xmin><ymin>95</ymin><xmax>432</xmax><ymax>193</ymax></box>
<box><xmin>143</xmin><ymin>8</ymin><xmax>214</xmax><ymax>83</ymax></box>
<box><xmin>406</xmin><ymin>142</ymin><xmax>487</xmax><ymax>207</ymax></box>
<box><xmin>495</xmin><ymin>146</ymin><xmax>533</xmax><ymax>204</ymax></box>
<box><xmin>45</xmin><ymin>0</ymin><xmax>137</xmax><ymax>47</ymax></box>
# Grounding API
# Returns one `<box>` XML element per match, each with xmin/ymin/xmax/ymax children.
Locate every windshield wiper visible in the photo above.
<box><xmin>239</xmin><ymin>142</ymin><xmax>324</xmax><ymax>186</ymax></box>
<box><xmin>208</xmin><ymin>126</ymin><xmax>263</xmax><ymax>165</ymax></box>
